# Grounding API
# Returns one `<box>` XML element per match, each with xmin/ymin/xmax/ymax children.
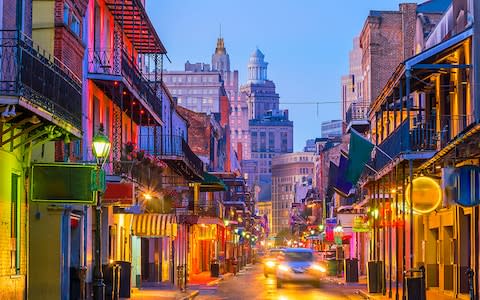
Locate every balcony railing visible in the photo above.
<box><xmin>346</xmin><ymin>102</ymin><xmax>369</xmax><ymax>125</ymax></box>
<box><xmin>375</xmin><ymin>115</ymin><xmax>475</xmax><ymax>170</ymax></box>
<box><xmin>0</xmin><ymin>30</ymin><xmax>82</xmax><ymax>129</ymax></box>
<box><xmin>141</xmin><ymin>134</ymin><xmax>204</xmax><ymax>177</ymax></box>
<box><xmin>88</xmin><ymin>48</ymin><xmax>162</xmax><ymax>117</ymax></box>
<box><xmin>194</xmin><ymin>203</ymin><xmax>222</xmax><ymax>218</ymax></box>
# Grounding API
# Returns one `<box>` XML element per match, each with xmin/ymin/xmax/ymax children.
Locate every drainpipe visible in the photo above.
<box><xmin>473</xmin><ymin>1</ymin><xmax>480</xmax><ymax>122</ymax></box>
<box><xmin>471</xmin><ymin>7</ymin><xmax>480</xmax><ymax>299</ymax></box>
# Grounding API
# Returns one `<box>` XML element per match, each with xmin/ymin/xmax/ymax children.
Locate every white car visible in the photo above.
<box><xmin>276</xmin><ymin>248</ymin><xmax>326</xmax><ymax>288</ymax></box>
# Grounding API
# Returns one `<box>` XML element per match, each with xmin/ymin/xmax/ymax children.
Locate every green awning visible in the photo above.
<box><xmin>200</xmin><ymin>172</ymin><xmax>227</xmax><ymax>192</ymax></box>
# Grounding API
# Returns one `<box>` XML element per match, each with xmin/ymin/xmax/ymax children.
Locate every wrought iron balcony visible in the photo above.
<box><xmin>374</xmin><ymin>115</ymin><xmax>475</xmax><ymax>170</ymax></box>
<box><xmin>141</xmin><ymin>134</ymin><xmax>204</xmax><ymax>180</ymax></box>
<box><xmin>0</xmin><ymin>30</ymin><xmax>82</xmax><ymax>130</ymax></box>
<box><xmin>194</xmin><ymin>203</ymin><xmax>222</xmax><ymax>218</ymax></box>
<box><xmin>87</xmin><ymin>48</ymin><xmax>162</xmax><ymax>118</ymax></box>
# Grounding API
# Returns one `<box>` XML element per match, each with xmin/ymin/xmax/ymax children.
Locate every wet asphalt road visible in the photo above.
<box><xmin>195</xmin><ymin>264</ymin><xmax>365</xmax><ymax>300</ymax></box>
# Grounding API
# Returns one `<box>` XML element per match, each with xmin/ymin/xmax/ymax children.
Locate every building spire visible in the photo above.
<box><xmin>215</xmin><ymin>26</ymin><xmax>226</xmax><ymax>55</ymax></box>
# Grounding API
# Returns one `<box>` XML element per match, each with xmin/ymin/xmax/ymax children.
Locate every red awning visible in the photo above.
<box><xmin>104</xmin><ymin>0</ymin><xmax>167</xmax><ymax>54</ymax></box>
<box><xmin>103</xmin><ymin>182</ymin><xmax>135</xmax><ymax>206</ymax></box>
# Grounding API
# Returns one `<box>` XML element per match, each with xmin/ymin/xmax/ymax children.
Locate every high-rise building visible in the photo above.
<box><xmin>321</xmin><ymin>120</ymin><xmax>342</xmax><ymax>138</ymax></box>
<box><xmin>271</xmin><ymin>152</ymin><xmax>314</xmax><ymax>235</ymax></box>
<box><xmin>303</xmin><ymin>139</ymin><xmax>317</xmax><ymax>152</ymax></box>
<box><xmin>341</xmin><ymin>37</ymin><xmax>367</xmax><ymax>133</ymax></box>
<box><xmin>162</xmin><ymin>67</ymin><xmax>225</xmax><ymax>114</ymax></box>
<box><xmin>163</xmin><ymin>37</ymin><xmax>250</xmax><ymax>161</ymax></box>
<box><xmin>241</xmin><ymin>49</ymin><xmax>293</xmax><ymax>204</ymax></box>
<box><xmin>241</xmin><ymin>49</ymin><xmax>280</xmax><ymax>120</ymax></box>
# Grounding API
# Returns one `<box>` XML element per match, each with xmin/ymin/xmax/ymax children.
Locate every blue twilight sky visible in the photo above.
<box><xmin>146</xmin><ymin>0</ymin><xmax>407</xmax><ymax>151</ymax></box>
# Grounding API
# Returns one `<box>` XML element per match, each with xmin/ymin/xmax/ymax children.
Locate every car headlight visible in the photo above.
<box><xmin>311</xmin><ymin>264</ymin><xmax>326</xmax><ymax>273</ymax></box>
<box><xmin>278</xmin><ymin>264</ymin><xmax>290</xmax><ymax>272</ymax></box>
<box><xmin>265</xmin><ymin>260</ymin><xmax>276</xmax><ymax>268</ymax></box>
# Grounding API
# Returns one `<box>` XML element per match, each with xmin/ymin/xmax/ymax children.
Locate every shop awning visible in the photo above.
<box><xmin>132</xmin><ymin>214</ymin><xmax>177</xmax><ymax>237</ymax></box>
<box><xmin>103</xmin><ymin>182</ymin><xmax>135</xmax><ymax>206</ymax></box>
<box><xmin>200</xmin><ymin>172</ymin><xmax>227</xmax><ymax>192</ymax></box>
<box><xmin>197</xmin><ymin>216</ymin><xmax>225</xmax><ymax>227</ymax></box>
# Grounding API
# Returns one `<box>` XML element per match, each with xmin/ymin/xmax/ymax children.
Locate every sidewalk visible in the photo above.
<box><xmin>326</xmin><ymin>275</ymin><xmax>460</xmax><ymax>300</ymax></box>
<box><xmin>127</xmin><ymin>287</ymin><xmax>199</xmax><ymax>300</ymax></box>
<box><xmin>188</xmin><ymin>271</ymin><xmax>234</xmax><ymax>286</ymax></box>
<box><xmin>358</xmin><ymin>288</ymin><xmax>460</xmax><ymax>300</ymax></box>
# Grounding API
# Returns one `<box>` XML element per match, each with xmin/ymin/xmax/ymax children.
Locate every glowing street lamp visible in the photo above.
<box><xmin>92</xmin><ymin>125</ymin><xmax>111</xmax><ymax>300</ymax></box>
<box><xmin>92</xmin><ymin>125</ymin><xmax>111</xmax><ymax>167</ymax></box>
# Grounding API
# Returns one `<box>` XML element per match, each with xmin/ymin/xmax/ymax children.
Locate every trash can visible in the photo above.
<box><xmin>327</xmin><ymin>259</ymin><xmax>337</xmax><ymax>276</ymax></box>
<box><xmin>115</xmin><ymin>261</ymin><xmax>131</xmax><ymax>298</ymax></box>
<box><xmin>367</xmin><ymin>261</ymin><xmax>383</xmax><ymax>293</ymax></box>
<box><xmin>103</xmin><ymin>263</ymin><xmax>121</xmax><ymax>300</ymax></box>
<box><xmin>344</xmin><ymin>259</ymin><xmax>359</xmax><ymax>282</ymax></box>
<box><xmin>405</xmin><ymin>266</ymin><xmax>426</xmax><ymax>300</ymax></box>
<box><xmin>210</xmin><ymin>259</ymin><xmax>220</xmax><ymax>277</ymax></box>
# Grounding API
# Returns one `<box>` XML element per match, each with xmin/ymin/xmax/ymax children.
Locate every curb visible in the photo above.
<box><xmin>205</xmin><ymin>272</ymin><xmax>235</xmax><ymax>286</ymax></box>
<box><xmin>358</xmin><ymin>289</ymin><xmax>371</xmax><ymax>299</ymax></box>
<box><xmin>180</xmin><ymin>290</ymin><xmax>200</xmax><ymax>300</ymax></box>
<box><xmin>206</xmin><ymin>277</ymin><xmax>223</xmax><ymax>286</ymax></box>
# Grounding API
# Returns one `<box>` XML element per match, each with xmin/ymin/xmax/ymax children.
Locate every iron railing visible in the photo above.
<box><xmin>87</xmin><ymin>48</ymin><xmax>162</xmax><ymax>117</ymax></box>
<box><xmin>194</xmin><ymin>203</ymin><xmax>222</xmax><ymax>218</ymax></box>
<box><xmin>141</xmin><ymin>134</ymin><xmax>204</xmax><ymax>177</ymax></box>
<box><xmin>0</xmin><ymin>30</ymin><xmax>82</xmax><ymax>128</ymax></box>
<box><xmin>346</xmin><ymin>102</ymin><xmax>369</xmax><ymax>124</ymax></box>
<box><xmin>375</xmin><ymin>115</ymin><xmax>475</xmax><ymax>170</ymax></box>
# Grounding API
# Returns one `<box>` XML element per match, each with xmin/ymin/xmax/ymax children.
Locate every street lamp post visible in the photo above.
<box><xmin>92</xmin><ymin>125</ymin><xmax>111</xmax><ymax>300</ymax></box>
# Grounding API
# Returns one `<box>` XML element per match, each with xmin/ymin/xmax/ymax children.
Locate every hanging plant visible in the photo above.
<box><xmin>153</xmin><ymin>156</ymin><xmax>168</xmax><ymax>169</ymax></box>
<box><xmin>136</xmin><ymin>150</ymin><xmax>145</xmax><ymax>161</ymax></box>
<box><xmin>142</xmin><ymin>153</ymin><xmax>152</xmax><ymax>165</ymax></box>
<box><xmin>125</xmin><ymin>141</ymin><xmax>136</xmax><ymax>154</ymax></box>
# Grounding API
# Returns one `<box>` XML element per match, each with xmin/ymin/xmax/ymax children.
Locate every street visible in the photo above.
<box><xmin>196</xmin><ymin>264</ymin><xmax>364</xmax><ymax>300</ymax></box>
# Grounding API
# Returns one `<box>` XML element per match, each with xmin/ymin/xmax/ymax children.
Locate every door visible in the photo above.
<box><xmin>426</xmin><ymin>228</ymin><xmax>439</xmax><ymax>288</ymax></box>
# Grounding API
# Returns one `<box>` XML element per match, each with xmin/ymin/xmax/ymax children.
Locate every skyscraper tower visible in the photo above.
<box><xmin>247</xmin><ymin>48</ymin><xmax>268</xmax><ymax>84</ymax></box>
<box><xmin>241</xmin><ymin>49</ymin><xmax>280</xmax><ymax>120</ymax></box>
<box><xmin>240</xmin><ymin>48</ymin><xmax>293</xmax><ymax>204</ymax></box>
<box><xmin>212</xmin><ymin>37</ymin><xmax>230</xmax><ymax>74</ymax></box>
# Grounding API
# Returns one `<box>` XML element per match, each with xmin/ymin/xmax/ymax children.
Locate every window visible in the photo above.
<box><xmin>70</xmin><ymin>15</ymin><xmax>80</xmax><ymax>36</ymax></box>
<box><xmin>268</xmin><ymin>132</ymin><xmax>275</xmax><ymax>150</ymax></box>
<box><xmin>63</xmin><ymin>4</ymin><xmax>70</xmax><ymax>25</ymax></box>
<box><xmin>260</xmin><ymin>132</ymin><xmax>266</xmax><ymax>152</ymax></box>
<box><xmin>11</xmin><ymin>173</ymin><xmax>20</xmax><ymax>274</ymax></box>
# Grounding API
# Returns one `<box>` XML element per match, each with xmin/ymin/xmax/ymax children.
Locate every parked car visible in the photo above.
<box><xmin>276</xmin><ymin>248</ymin><xmax>326</xmax><ymax>288</ymax></box>
<box><xmin>263</xmin><ymin>248</ymin><xmax>284</xmax><ymax>277</ymax></box>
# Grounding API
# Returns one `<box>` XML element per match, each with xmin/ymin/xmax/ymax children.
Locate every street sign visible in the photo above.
<box><xmin>31</xmin><ymin>163</ymin><xmax>96</xmax><ymax>204</ymax></box>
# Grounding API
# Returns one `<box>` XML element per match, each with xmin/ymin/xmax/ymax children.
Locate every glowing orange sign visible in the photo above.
<box><xmin>405</xmin><ymin>176</ymin><xmax>442</xmax><ymax>214</ymax></box>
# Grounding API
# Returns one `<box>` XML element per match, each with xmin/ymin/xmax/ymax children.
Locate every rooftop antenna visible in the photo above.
<box><xmin>219</xmin><ymin>23</ymin><xmax>222</xmax><ymax>38</ymax></box>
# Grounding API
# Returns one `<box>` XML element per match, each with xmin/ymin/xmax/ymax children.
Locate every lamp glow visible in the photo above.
<box><xmin>92</xmin><ymin>128</ymin><xmax>111</xmax><ymax>161</ymax></box>
<box><xmin>405</xmin><ymin>176</ymin><xmax>442</xmax><ymax>214</ymax></box>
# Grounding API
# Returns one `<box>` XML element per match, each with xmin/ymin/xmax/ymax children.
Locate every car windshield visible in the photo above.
<box><xmin>284</xmin><ymin>251</ymin><xmax>313</xmax><ymax>262</ymax></box>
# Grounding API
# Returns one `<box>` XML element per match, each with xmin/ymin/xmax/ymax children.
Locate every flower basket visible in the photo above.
<box><xmin>125</xmin><ymin>142</ymin><xmax>136</xmax><ymax>154</ymax></box>
<box><xmin>136</xmin><ymin>150</ymin><xmax>145</xmax><ymax>161</ymax></box>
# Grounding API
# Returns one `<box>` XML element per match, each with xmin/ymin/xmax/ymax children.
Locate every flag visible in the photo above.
<box><xmin>326</xmin><ymin>161</ymin><xmax>339</xmax><ymax>200</ymax></box>
<box><xmin>346</xmin><ymin>129</ymin><xmax>374</xmax><ymax>184</ymax></box>
<box><xmin>333</xmin><ymin>152</ymin><xmax>353</xmax><ymax>197</ymax></box>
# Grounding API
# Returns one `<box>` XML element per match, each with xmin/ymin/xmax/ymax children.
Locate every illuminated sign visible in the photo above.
<box><xmin>31</xmin><ymin>164</ymin><xmax>95</xmax><ymax>204</ymax></box>
<box><xmin>447</xmin><ymin>165</ymin><xmax>480</xmax><ymax>207</ymax></box>
<box><xmin>406</xmin><ymin>176</ymin><xmax>442</xmax><ymax>214</ymax></box>
<box><xmin>353</xmin><ymin>215</ymin><xmax>370</xmax><ymax>232</ymax></box>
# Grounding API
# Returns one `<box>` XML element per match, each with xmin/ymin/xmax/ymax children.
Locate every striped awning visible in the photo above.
<box><xmin>132</xmin><ymin>214</ymin><xmax>177</xmax><ymax>237</ymax></box>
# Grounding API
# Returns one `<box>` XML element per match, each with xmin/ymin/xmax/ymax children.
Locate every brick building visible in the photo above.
<box><xmin>360</xmin><ymin>2</ymin><xmax>447</xmax><ymax>107</ymax></box>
